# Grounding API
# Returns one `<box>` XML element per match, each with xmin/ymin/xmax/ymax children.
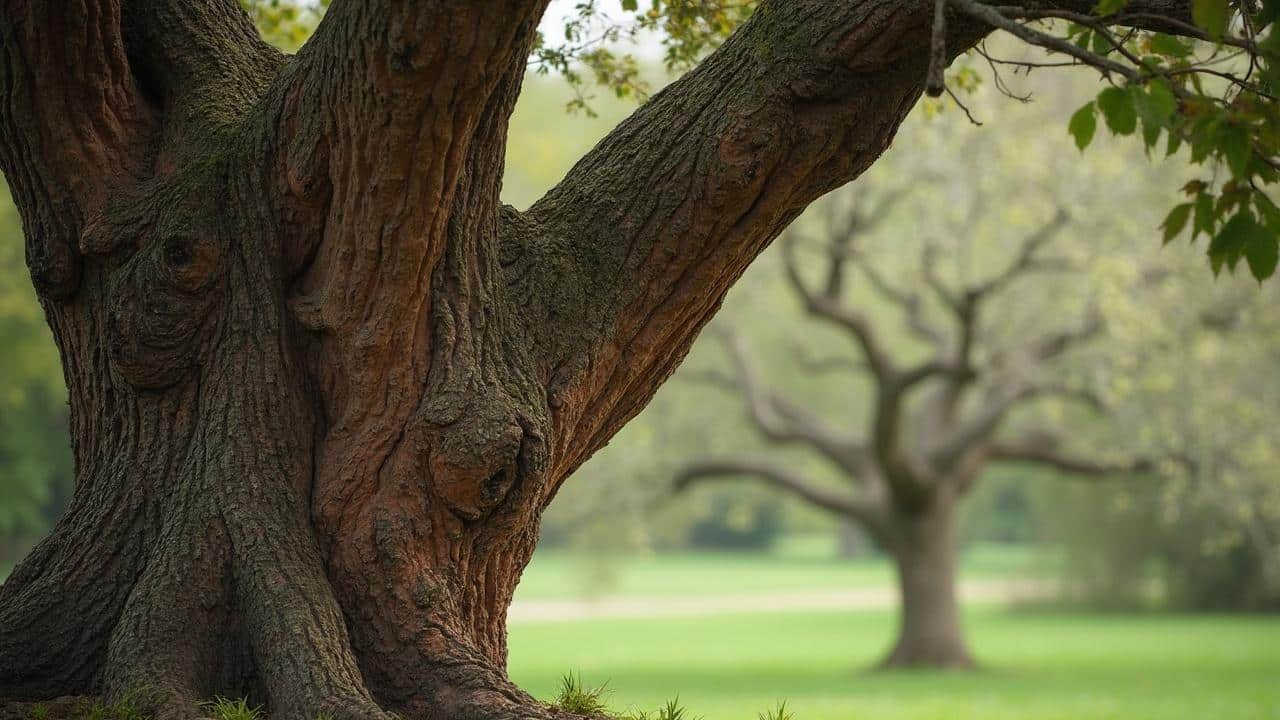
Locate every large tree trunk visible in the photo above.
<box><xmin>0</xmin><ymin>0</ymin><xmax>1186</xmax><ymax>715</ymax></box>
<box><xmin>881</xmin><ymin>493</ymin><xmax>975</xmax><ymax>669</ymax></box>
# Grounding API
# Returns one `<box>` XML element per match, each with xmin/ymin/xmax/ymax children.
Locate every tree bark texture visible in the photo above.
<box><xmin>0</xmin><ymin>0</ymin><xmax>1188</xmax><ymax>716</ymax></box>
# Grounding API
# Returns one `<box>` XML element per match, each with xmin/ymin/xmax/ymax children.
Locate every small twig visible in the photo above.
<box><xmin>946</xmin><ymin>85</ymin><xmax>984</xmax><ymax>125</ymax></box>
<box><xmin>950</xmin><ymin>0</ymin><xmax>1141</xmax><ymax>81</ymax></box>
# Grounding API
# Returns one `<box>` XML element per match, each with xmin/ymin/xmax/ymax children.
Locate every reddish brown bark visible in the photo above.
<box><xmin>0</xmin><ymin>0</ymin><xmax>1190</xmax><ymax>716</ymax></box>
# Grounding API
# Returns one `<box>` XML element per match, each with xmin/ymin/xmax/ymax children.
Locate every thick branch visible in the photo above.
<box><xmin>674</xmin><ymin>458</ymin><xmax>886</xmax><ymax>529</ymax></box>
<box><xmin>516</xmin><ymin>0</ymin><xmax>997</xmax><ymax>480</ymax></box>
<box><xmin>121</xmin><ymin>0</ymin><xmax>282</xmax><ymax>141</ymax></box>
<box><xmin>930</xmin><ymin>370</ymin><xmax>1106</xmax><ymax>468</ymax></box>
<box><xmin>990</xmin><ymin>433</ymin><xmax>1154</xmax><ymax>476</ymax></box>
<box><xmin>0</xmin><ymin>1</ymin><xmax>156</xmax><ymax>297</ymax></box>
<box><xmin>282</xmin><ymin>0</ymin><xmax>550</xmax><ymax>349</ymax></box>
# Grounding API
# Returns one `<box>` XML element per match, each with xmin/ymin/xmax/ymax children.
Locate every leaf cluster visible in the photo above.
<box><xmin>1060</xmin><ymin>0</ymin><xmax>1280</xmax><ymax>280</ymax></box>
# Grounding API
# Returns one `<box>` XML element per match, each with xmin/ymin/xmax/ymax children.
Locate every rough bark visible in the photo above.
<box><xmin>0</xmin><ymin>0</ymin><xmax>1189</xmax><ymax>716</ymax></box>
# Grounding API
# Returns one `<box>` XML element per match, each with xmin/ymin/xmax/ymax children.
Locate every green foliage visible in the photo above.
<box><xmin>687</xmin><ymin>493</ymin><xmax>782</xmax><ymax>551</ymax></box>
<box><xmin>24</xmin><ymin>705</ymin><xmax>49</xmax><ymax>720</ymax></box>
<box><xmin>199</xmin><ymin>697</ymin><xmax>264</xmax><ymax>720</ymax></box>
<box><xmin>1058</xmin><ymin>2</ymin><xmax>1280</xmax><ymax>280</ymax></box>
<box><xmin>554</xmin><ymin>672</ymin><xmax>613</xmax><ymax>716</ymax></box>
<box><xmin>1193</xmin><ymin>0</ymin><xmax>1231</xmax><ymax>38</ymax></box>
<box><xmin>239</xmin><ymin>0</ymin><xmax>326</xmax><ymax>51</ymax></box>
<box><xmin>0</xmin><ymin>187</ymin><xmax>73</xmax><ymax>561</ymax></box>
<box><xmin>1096</xmin><ymin>85</ymin><xmax>1138</xmax><ymax>135</ymax></box>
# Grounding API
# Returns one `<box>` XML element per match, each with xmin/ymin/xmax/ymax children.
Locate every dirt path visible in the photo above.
<box><xmin>507</xmin><ymin>579</ymin><xmax>1054</xmax><ymax>623</ymax></box>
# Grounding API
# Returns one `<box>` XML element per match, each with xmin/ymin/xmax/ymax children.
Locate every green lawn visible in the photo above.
<box><xmin>514</xmin><ymin>543</ymin><xmax>1056</xmax><ymax>601</ymax></box>
<box><xmin>509</xmin><ymin>609</ymin><xmax>1280</xmax><ymax>720</ymax></box>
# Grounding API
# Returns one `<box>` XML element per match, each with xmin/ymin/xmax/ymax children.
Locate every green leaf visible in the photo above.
<box><xmin>622</xmin><ymin>0</ymin><xmax>638</xmax><ymax>10</ymax></box>
<box><xmin>1150</xmin><ymin>33</ymin><xmax>1194</xmax><ymax>57</ymax></box>
<box><xmin>1091</xmin><ymin>30</ymin><xmax>1115</xmax><ymax>55</ymax></box>
<box><xmin>1220</xmin><ymin>124</ymin><xmax>1253</xmax><ymax>177</ymax></box>
<box><xmin>1258</xmin><ymin>0</ymin><xmax>1280</xmax><ymax>28</ymax></box>
<box><xmin>1162</xmin><ymin>203</ymin><xmax>1193</xmax><ymax>244</ymax></box>
<box><xmin>1068</xmin><ymin>102</ymin><xmax>1099</xmax><ymax>151</ymax></box>
<box><xmin>1256</xmin><ymin>193</ymin><xmax>1280</xmax><ymax>229</ymax></box>
<box><xmin>1246</xmin><ymin>233</ymin><xmax>1279</xmax><ymax>280</ymax></box>
<box><xmin>1143</xmin><ymin>81</ymin><xmax>1177</xmax><ymax>124</ymax></box>
<box><xmin>1193</xmin><ymin>191</ymin><xmax>1217</xmax><ymax>240</ymax></box>
<box><xmin>1192</xmin><ymin>0</ymin><xmax>1230</xmax><ymax>38</ymax></box>
<box><xmin>1097</xmin><ymin>86</ymin><xmax>1138</xmax><ymax>136</ymax></box>
<box><xmin>1135</xmin><ymin>82</ymin><xmax>1177</xmax><ymax>149</ymax></box>
<box><xmin>1095</xmin><ymin>0</ymin><xmax>1128</xmax><ymax>13</ymax></box>
<box><xmin>1209</xmin><ymin>211</ymin><xmax>1264</xmax><ymax>273</ymax></box>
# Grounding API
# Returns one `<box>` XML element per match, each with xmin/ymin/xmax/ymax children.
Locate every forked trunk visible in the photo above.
<box><xmin>0</xmin><ymin>0</ymin><xmax>1031</xmax><ymax>714</ymax></box>
<box><xmin>881</xmin><ymin>495</ymin><xmax>976</xmax><ymax>669</ymax></box>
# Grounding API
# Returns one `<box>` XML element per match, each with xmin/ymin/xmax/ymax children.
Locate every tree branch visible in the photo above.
<box><xmin>0</xmin><ymin>1</ymin><xmax>158</xmax><ymax>297</ymax></box>
<box><xmin>121</xmin><ymin>0</ymin><xmax>282</xmax><ymax>140</ymax></box>
<box><xmin>688</xmin><ymin>330</ymin><xmax>871</xmax><ymax>474</ymax></box>
<box><xmin>673</xmin><ymin>458</ymin><xmax>886</xmax><ymax>529</ymax></box>
<box><xmin>281</xmin><ymin>0</ymin><xmax>549</xmax><ymax>344</ymax></box>
<box><xmin>1025</xmin><ymin>309</ymin><xmax>1105</xmax><ymax>362</ymax></box>
<box><xmin>781</xmin><ymin>233</ymin><xmax>896</xmax><ymax>379</ymax></box>
<box><xmin>966</xmin><ymin>209</ymin><xmax>1071</xmax><ymax>299</ymax></box>
<box><xmin>989</xmin><ymin>432</ymin><xmax>1154</xmax><ymax>476</ymax></box>
<box><xmin>858</xmin><ymin>261</ymin><xmax>945</xmax><ymax>345</ymax></box>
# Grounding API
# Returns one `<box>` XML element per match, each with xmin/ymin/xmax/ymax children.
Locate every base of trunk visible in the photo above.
<box><xmin>881</xmin><ymin>495</ymin><xmax>977</xmax><ymax>671</ymax></box>
<box><xmin>878</xmin><ymin>636</ymin><xmax>977</xmax><ymax>670</ymax></box>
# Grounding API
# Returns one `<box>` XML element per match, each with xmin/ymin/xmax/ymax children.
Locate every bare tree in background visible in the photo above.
<box><xmin>677</xmin><ymin>189</ymin><xmax>1151</xmax><ymax>668</ymax></box>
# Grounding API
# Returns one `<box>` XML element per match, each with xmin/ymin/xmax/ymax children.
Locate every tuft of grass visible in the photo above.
<box><xmin>624</xmin><ymin>696</ymin><xmax>700</xmax><ymax>720</ymax></box>
<box><xmin>86</xmin><ymin>691</ymin><xmax>149</xmax><ymax>720</ymax></box>
<box><xmin>553</xmin><ymin>672</ymin><xmax>613</xmax><ymax>716</ymax></box>
<box><xmin>25</xmin><ymin>704</ymin><xmax>49</xmax><ymax>720</ymax></box>
<box><xmin>757</xmin><ymin>701</ymin><xmax>793</xmax><ymax>720</ymax></box>
<box><xmin>199</xmin><ymin>697</ymin><xmax>264</xmax><ymax>720</ymax></box>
